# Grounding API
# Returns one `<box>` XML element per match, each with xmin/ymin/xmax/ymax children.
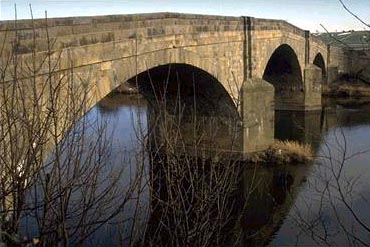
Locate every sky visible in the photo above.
<box><xmin>0</xmin><ymin>0</ymin><xmax>369</xmax><ymax>32</ymax></box>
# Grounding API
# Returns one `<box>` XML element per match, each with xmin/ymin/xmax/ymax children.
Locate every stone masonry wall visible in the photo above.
<box><xmin>0</xmin><ymin>13</ymin><xmax>246</xmax><ymax>107</ymax></box>
<box><xmin>329</xmin><ymin>45</ymin><xmax>351</xmax><ymax>74</ymax></box>
<box><xmin>0</xmin><ymin>12</ymin><xmax>346</xmax><ymax>113</ymax></box>
<box><xmin>250</xmin><ymin>18</ymin><xmax>307</xmax><ymax>79</ymax></box>
<box><xmin>310</xmin><ymin>35</ymin><xmax>328</xmax><ymax>66</ymax></box>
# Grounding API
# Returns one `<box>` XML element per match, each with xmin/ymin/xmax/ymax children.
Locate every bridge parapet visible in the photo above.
<box><xmin>311</xmin><ymin>35</ymin><xmax>327</xmax><ymax>48</ymax></box>
<box><xmin>0</xmin><ymin>13</ymin><xmax>244</xmax><ymax>56</ymax></box>
<box><xmin>252</xmin><ymin>18</ymin><xmax>306</xmax><ymax>37</ymax></box>
<box><xmin>0</xmin><ymin>12</ymin><xmax>242</xmax><ymax>31</ymax></box>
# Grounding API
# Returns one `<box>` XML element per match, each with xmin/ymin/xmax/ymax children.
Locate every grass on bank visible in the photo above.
<box><xmin>323</xmin><ymin>79</ymin><xmax>370</xmax><ymax>98</ymax></box>
<box><xmin>247</xmin><ymin>140</ymin><xmax>314</xmax><ymax>165</ymax></box>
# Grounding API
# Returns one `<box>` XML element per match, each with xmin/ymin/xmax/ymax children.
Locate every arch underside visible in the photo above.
<box><xmin>89</xmin><ymin>42</ymin><xmax>244</xmax><ymax>112</ymax></box>
<box><xmin>313</xmin><ymin>53</ymin><xmax>326</xmax><ymax>82</ymax></box>
<box><xmin>128</xmin><ymin>64</ymin><xmax>238</xmax><ymax>118</ymax></box>
<box><xmin>123</xmin><ymin>63</ymin><xmax>243</xmax><ymax>152</ymax></box>
<box><xmin>262</xmin><ymin>44</ymin><xmax>304</xmax><ymax>110</ymax></box>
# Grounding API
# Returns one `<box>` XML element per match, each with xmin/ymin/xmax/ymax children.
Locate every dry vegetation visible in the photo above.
<box><xmin>247</xmin><ymin>140</ymin><xmax>314</xmax><ymax>165</ymax></box>
<box><xmin>324</xmin><ymin>79</ymin><xmax>370</xmax><ymax>98</ymax></box>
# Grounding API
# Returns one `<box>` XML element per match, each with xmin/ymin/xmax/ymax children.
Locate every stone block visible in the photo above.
<box><xmin>303</xmin><ymin>64</ymin><xmax>322</xmax><ymax>110</ymax></box>
<box><xmin>327</xmin><ymin>65</ymin><xmax>338</xmax><ymax>84</ymax></box>
<box><xmin>242</xmin><ymin>78</ymin><xmax>274</xmax><ymax>154</ymax></box>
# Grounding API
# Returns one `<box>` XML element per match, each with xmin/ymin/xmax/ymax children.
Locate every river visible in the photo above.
<box><xmin>20</xmin><ymin>92</ymin><xmax>370</xmax><ymax>246</ymax></box>
<box><xmin>89</xmin><ymin>93</ymin><xmax>370</xmax><ymax>246</ymax></box>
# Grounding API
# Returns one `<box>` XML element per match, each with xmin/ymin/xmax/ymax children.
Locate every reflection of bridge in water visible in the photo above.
<box><xmin>134</xmin><ymin>93</ymin><xmax>370</xmax><ymax>245</ymax></box>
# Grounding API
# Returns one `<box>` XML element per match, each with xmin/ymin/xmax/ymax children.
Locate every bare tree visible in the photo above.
<box><xmin>287</xmin><ymin>126</ymin><xmax>370</xmax><ymax>246</ymax></box>
<box><xmin>115</xmin><ymin>63</ymin><xmax>259</xmax><ymax>246</ymax></box>
<box><xmin>0</xmin><ymin>9</ymin><xmax>264</xmax><ymax>247</ymax></box>
<box><xmin>0</xmin><ymin>12</ymin><xmax>146</xmax><ymax>246</ymax></box>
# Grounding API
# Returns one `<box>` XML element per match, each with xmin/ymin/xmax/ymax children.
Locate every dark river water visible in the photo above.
<box><xmin>270</xmin><ymin>103</ymin><xmax>370</xmax><ymax>246</ymax></box>
<box><xmin>20</xmin><ymin>93</ymin><xmax>369</xmax><ymax>246</ymax></box>
<box><xmin>88</xmin><ymin>93</ymin><xmax>370</xmax><ymax>246</ymax></box>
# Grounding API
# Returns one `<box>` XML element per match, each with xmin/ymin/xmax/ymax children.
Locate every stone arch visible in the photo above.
<box><xmin>120</xmin><ymin>63</ymin><xmax>242</xmax><ymax>152</ymax></box>
<box><xmin>124</xmin><ymin>63</ymin><xmax>239</xmax><ymax>120</ymax></box>
<box><xmin>93</xmin><ymin>48</ymin><xmax>240</xmax><ymax>109</ymax></box>
<box><xmin>262</xmin><ymin>44</ymin><xmax>304</xmax><ymax>110</ymax></box>
<box><xmin>313</xmin><ymin>52</ymin><xmax>326</xmax><ymax>82</ymax></box>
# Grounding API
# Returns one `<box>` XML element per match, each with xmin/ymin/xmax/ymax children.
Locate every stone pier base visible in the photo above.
<box><xmin>327</xmin><ymin>65</ymin><xmax>339</xmax><ymax>84</ymax></box>
<box><xmin>242</xmin><ymin>78</ymin><xmax>274</xmax><ymax>154</ymax></box>
<box><xmin>303</xmin><ymin>64</ymin><xmax>322</xmax><ymax>111</ymax></box>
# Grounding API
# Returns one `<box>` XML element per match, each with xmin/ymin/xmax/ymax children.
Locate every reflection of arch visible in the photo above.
<box><xmin>313</xmin><ymin>53</ymin><xmax>326</xmax><ymax>82</ymax></box>
<box><xmin>262</xmin><ymin>44</ymin><xmax>304</xmax><ymax>110</ymax></box>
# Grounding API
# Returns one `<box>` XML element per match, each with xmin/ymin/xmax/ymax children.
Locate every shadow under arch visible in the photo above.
<box><xmin>313</xmin><ymin>52</ymin><xmax>326</xmax><ymax>82</ymax></box>
<box><xmin>262</xmin><ymin>44</ymin><xmax>304</xmax><ymax>110</ymax></box>
<box><xmin>127</xmin><ymin>63</ymin><xmax>239</xmax><ymax>119</ymax></box>
<box><xmin>123</xmin><ymin>63</ymin><xmax>243</xmax><ymax>153</ymax></box>
<box><xmin>124</xmin><ymin>64</ymin><xmax>245</xmax><ymax>245</ymax></box>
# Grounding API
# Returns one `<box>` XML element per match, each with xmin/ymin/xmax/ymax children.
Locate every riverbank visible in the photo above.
<box><xmin>322</xmin><ymin>78</ymin><xmax>370</xmax><ymax>106</ymax></box>
<box><xmin>323</xmin><ymin>80</ymin><xmax>370</xmax><ymax>97</ymax></box>
<box><xmin>246</xmin><ymin>140</ymin><xmax>314</xmax><ymax>166</ymax></box>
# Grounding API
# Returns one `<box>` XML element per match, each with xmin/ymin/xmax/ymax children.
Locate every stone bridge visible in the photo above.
<box><xmin>0</xmin><ymin>13</ymin><xmax>350</xmax><ymax>153</ymax></box>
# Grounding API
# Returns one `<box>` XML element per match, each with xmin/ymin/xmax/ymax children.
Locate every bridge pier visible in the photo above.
<box><xmin>241</xmin><ymin>64</ymin><xmax>324</xmax><ymax>154</ymax></box>
<box><xmin>303</xmin><ymin>64</ymin><xmax>322</xmax><ymax>111</ymax></box>
<box><xmin>242</xmin><ymin>78</ymin><xmax>274</xmax><ymax>153</ymax></box>
<box><xmin>327</xmin><ymin>65</ymin><xmax>339</xmax><ymax>84</ymax></box>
